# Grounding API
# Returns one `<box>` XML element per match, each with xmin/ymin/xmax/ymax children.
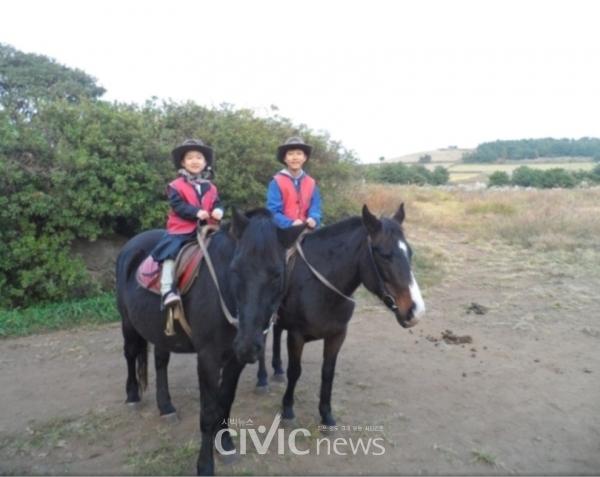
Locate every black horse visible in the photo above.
<box><xmin>254</xmin><ymin>203</ymin><xmax>425</xmax><ymax>426</ymax></box>
<box><xmin>116</xmin><ymin>208</ymin><xmax>305</xmax><ymax>475</ymax></box>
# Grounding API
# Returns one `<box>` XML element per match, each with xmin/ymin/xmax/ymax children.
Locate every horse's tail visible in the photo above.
<box><xmin>137</xmin><ymin>338</ymin><xmax>149</xmax><ymax>393</ymax></box>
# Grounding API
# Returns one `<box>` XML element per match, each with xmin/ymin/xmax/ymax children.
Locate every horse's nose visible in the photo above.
<box><xmin>234</xmin><ymin>337</ymin><xmax>264</xmax><ymax>364</ymax></box>
<box><xmin>396</xmin><ymin>303</ymin><xmax>422</xmax><ymax>328</ymax></box>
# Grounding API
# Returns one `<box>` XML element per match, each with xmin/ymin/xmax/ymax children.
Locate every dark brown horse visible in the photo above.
<box><xmin>116</xmin><ymin>208</ymin><xmax>305</xmax><ymax>475</ymax></box>
<box><xmin>254</xmin><ymin>203</ymin><xmax>425</xmax><ymax>426</ymax></box>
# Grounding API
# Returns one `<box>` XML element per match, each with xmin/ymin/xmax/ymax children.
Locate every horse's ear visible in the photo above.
<box><xmin>277</xmin><ymin>223</ymin><xmax>307</xmax><ymax>249</ymax></box>
<box><xmin>230</xmin><ymin>207</ymin><xmax>250</xmax><ymax>240</ymax></box>
<box><xmin>393</xmin><ymin>203</ymin><xmax>406</xmax><ymax>225</ymax></box>
<box><xmin>362</xmin><ymin>204</ymin><xmax>382</xmax><ymax>235</ymax></box>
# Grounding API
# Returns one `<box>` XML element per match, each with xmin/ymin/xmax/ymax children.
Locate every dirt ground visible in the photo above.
<box><xmin>1</xmin><ymin>226</ymin><xmax>599</xmax><ymax>476</ymax></box>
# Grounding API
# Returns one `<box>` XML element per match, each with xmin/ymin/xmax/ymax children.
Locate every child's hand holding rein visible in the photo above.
<box><xmin>211</xmin><ymin>209</ymin><xmax>223</xmax><ymax>221</ymax></box>
<box><xmin>197</xmin><ymin>210</ymin><xmax>209</xmax><ymax>221</ymax></box>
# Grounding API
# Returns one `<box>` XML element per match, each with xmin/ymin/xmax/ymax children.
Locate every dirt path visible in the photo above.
<box><xmin>1</xmin><ymin>229</ymin><xmax>599</xmax><ymax>475</ymax></box>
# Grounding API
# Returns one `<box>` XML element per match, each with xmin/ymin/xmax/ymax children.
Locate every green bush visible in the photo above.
<box><xmin>0</xmin><ymin>292</ymin><xmax>118</xmax><ymax>338</ymax></box>
<box><xmin>367</xmin><ymin>162</ymin><xmax>448</xmax><ymax>186</ymax></box>
<box><xmin>0</xmin><ymin>97</ymin><xmax>359</xmax><ymax>309</ymax></box>
<box><xmin>511</xmin><ymin>166</ymin><xmax>543</xmax><ymax>187</ymax></box>
<box><xmin>488</xmin><ymin>171</ymin><xmax>511</xmax><ymax>187</ymax></box>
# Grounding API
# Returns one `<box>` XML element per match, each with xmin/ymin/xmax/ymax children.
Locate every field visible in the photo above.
<box><xmin>387</xmin><ymin>149</ymin><xmax>596</xmax><ymax>184</ymax></box>
<box><xmin>1</xmin><ymin>184</ymin><xmax>600</xmax><ymax>475</ymax></box>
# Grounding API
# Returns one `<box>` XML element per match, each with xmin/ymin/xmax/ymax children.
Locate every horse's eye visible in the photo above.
<box><xmin>377</xmin><ymin>251</ymin><xmax>393</xmax><ymax>260</ymax></box>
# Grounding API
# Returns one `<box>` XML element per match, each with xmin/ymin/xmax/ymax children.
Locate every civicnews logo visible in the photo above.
<box><xmin>215</xmin><ymin>413</ymin><xmax>386</xmax><ymax>456</ymax></box>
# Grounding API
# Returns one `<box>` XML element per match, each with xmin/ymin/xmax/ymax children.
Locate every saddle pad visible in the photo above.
<box><xmin>136</xmin><ymin>242</ymin><xmax>204</xmax><ymax>295</ymax></box>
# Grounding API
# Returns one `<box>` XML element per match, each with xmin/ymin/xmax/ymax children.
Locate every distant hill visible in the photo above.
<box><xmin>387</xmin><ymin>148</ymin><xmax>473</xmax><ymax>164</ymax></box>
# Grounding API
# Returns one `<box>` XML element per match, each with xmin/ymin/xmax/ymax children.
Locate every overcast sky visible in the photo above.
<box><xmin>2</xmin><ymin>0</ymin><xmax>599</xmax><ymax>162</ymax></box>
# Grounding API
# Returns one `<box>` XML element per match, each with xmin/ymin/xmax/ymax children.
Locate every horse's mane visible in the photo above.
<box><xmin>244</xmin><ymin>207</ymin><xmax>273</xmax><ymax>219</ymax></box>
<box><xmin>380</xmin><ymin>216</ymin><xmax>404</xmax><ymax>236</ymax></box>
<box><xmin>310</xmin><ymin>213</ymin><xmax>404</xmax><ymax>241</ymax></box>
<box><xmin>236</xmin><ymin>209</ymin><xmax>280</xmax><ymax>261</ymax></box>
<box><xmin>218</xmin><ymin>208</ymin><xmax>273</xmax><ymax>233</ymax></box>
<box><xmin>311</xmin><ymin>216</ymin><xmax>364</xmax><ymax>240</ymax></box>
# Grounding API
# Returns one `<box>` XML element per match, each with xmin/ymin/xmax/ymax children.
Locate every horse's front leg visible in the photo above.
<box><xmin>271</xmin><ymin>323</ymin><xmax>286</xmax><ymax>382</ymax></box>
<box><xmin>196</xmin><ymin>352</ymin><xmax>222</xmax><ymax>476</ymax></box>
<box><xmin>256</xmin><ymin>334</ymin><xmax>269</xmax><ymax>389</ymax></box>
<box><xmin>282</xmin><ymin>330</ymin><xmax>306</xmax><ymax>422</ymax></box>
<box><xmin>256</xmin><ymin>323</ymin><xmax>285</xmax><ymax>389</ymax></box>
<box><xmin>154</xmin><ymin>346</ymin><xmax>177</xmax><ymax>418</ymax></box>
<box><xmin>217</xmin><ymin>355</ymin><xmax>246</xmax><ymax>462</ymax></box>
<box><xmin>319</xmin><ymin>329</ymin><xmax>347</xmax><ymax>426</ymax></box>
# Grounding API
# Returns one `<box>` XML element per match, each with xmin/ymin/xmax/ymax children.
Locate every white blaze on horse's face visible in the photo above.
<box><xmin>398</xmin><ymin>240</ymin><xmax>426</xmax><ymax>318</ymax></box>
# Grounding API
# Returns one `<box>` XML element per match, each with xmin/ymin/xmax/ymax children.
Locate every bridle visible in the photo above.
<box><xmin>366</xmin><ymin>236</ymin><xmax>399</xmax><ymax>312</ymax></box>
<box><xmin>197</xmin><ymin>228</ymin><xmax>280</xmax><ymax>335</ymax></box>
<box><xmin>294</xmin><ymin>234</ymin><xmax>399</xmax><ymax>312</ymax></box>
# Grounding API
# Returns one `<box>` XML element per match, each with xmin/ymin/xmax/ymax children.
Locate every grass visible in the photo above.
<box><xmin>411</xmin><ymin>244</ymin><xmax>446</xmax><ymax>288</ymax></box>
<box><xmin>447</xmin><ymin>161</ymin><xmax>596</xmax><ymax>184</ymax></box>
<box><xmin>471</xmin><ymin>448</ymin><xmax>498</xmax><ymax>466</ymax></box>
<box><xmin>387</xmin><ymin>151</ymin><xmax>596</xmax><ymax>184</ymax></box>
<box><xmin>126</xmin><ymin>429</ymin><xmax>198</xmax><ymax>476</ymax></box>
<box><xmin>449</xmin><ymin>161</ymin><xmax>596</xmax><ymax>174</ymax></box>
<box><xmin>0</xmin><ymin>408</ymin><xmax>122</xmax><ymax>468</ymax></box>
<box><xmin>346</xmin><ymin>183</ymin><xmax>600</xmax><ymax>253</ymax></box>
<box><xmin>0</xmin><ymin>292</ymin><xmax>119</xmax><ymax>338</ymax></box>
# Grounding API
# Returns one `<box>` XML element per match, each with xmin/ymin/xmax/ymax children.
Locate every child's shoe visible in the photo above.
<box><xmin>162</xmin><ymin>291</ymin><xmax>181</xmax><ymax>307</ymax></box>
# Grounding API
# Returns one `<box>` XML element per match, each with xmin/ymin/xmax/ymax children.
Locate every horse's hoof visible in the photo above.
<box><xmin>272</xmin><ymin>373</ymin><xmax>287</xmax><ymax>383</ymax></box>
<box><xmin>126</xmin><ymin>401</ymin><xmax>142</xmax><ymax>412</ymax></box>
<box><xmin>218</xmin><ymin>451</ymin><xmax>239</xmax><ymax>466</ymax></box>
<box><xmin>254</xmin><ymin>385</ymin><xmax>269</xmax><ymax>395</ymax></box>
<box><xmin>280</xmin><ymin>418</ymin><xmax>296</xmax><ymax>429</ymax></box>
<box><xmin>160</xmin><ymin>412</ymin><xmax>179</xmax><ymax>425</ymax></box>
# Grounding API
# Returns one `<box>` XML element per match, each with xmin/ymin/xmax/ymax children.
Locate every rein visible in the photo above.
<box><xmin>294</xmin><ymin>234</ymin><xmax>399</xmax><ymax>312</ymax></box>
<box><xmin>294</xmin><ymin>240</ymin><xmax>355</xmax><ymax>303</ymax></box>
<box><xmin>197</xmin><ymin>228</ymin><xmax>239</xmax><ymax>328</ymax></box>
<box><xmin>197</xmin><ymin>227</ymin><xmax>278</xmax><ymax>334</ymax></box>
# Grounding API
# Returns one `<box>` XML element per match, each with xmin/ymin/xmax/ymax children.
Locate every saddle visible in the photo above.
<box><xmin>136</xmin><ymin>226</ymin><xmax>218</xmax><ymax>297</ymax></box>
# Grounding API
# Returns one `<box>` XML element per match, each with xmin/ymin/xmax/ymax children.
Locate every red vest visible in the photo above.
<box><xmin>166</xmin><ymin>177</ymin><xmax>218</xmax><ymax>233</ymax></box>
<box><xmin>273</xmin><ymin>173</ymin><xmax>315</xmax><ymax>221</ymax></box>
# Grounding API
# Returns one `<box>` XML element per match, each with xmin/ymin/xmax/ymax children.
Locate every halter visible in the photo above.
<box><xmin>294</xmin><ymin>233</ymin><xmax>399</xmax><ymax>312</ymax></box>
<box><xmin>197</xmin><ymin>228</ymin><xmax>280</xmax><ymax>335</ymax></box>
<box><xmin>366</xmin><ymin>236</ymin><xmax>399</xmax><ymax>312</ymax></box>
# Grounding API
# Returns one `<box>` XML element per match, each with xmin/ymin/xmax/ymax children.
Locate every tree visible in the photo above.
<box><xmin>0</xmin><ymin>44</ymin><xmax>362</xmax><ymax>309</ymax></box>
<box><xmin>463</xmin><ymin>137</ymin><xmax>600</xmax><ymax>163</ymax></box>
<box><xmin>587</xmin><ymin>163</ymin><xmax>600</xmax><ymax>183</ymax></box>
<box><xmin>539</xmin><ymin>168</ymin><xmax>576</xmax><ymax>189</ymax></box>
<box><xmin>431</xmin><ymin>166</ymin><xmax>450</xmax><ymax>185</ymax></box>
<box><xmin>488</xmin><ymin>171</ymin><xmax>510</xmax><ymax>187</ymax></box>
<box><xmin>511</xmin><ymin>166</ymin><xmax>542</xmax><ymax>187</ymax></box>
<box><xmin>0</xmin><ymin>43</ymin><xmax>106</xmax><ymax>123</ymax></box>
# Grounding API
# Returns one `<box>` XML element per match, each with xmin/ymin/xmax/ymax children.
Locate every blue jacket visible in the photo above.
<box><xmin>266</xmin><ymin>170</ymin><xmax>322</xmax><ymax>228</ymax></box>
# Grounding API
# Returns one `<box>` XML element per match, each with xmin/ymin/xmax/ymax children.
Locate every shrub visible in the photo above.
<box><xmin>488</xmin><ymin>171</ymin><xmax>511</xmax><ymax>187</ymax></box>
